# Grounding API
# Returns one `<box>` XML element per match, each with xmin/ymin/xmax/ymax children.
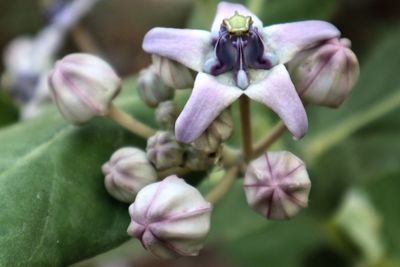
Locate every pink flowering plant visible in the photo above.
<box><xmin>11</xmin><ymin>1</ymin><xmax>400</xmax><ymax>266</ymax></box>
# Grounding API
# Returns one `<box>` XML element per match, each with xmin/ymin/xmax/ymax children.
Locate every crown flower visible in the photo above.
<box><xmin>142</xmin><ymin>1</ymin><xmax>341</xmax><ymax>143</ymax></box>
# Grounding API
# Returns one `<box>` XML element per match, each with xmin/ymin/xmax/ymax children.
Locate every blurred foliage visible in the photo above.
<box><xmin>0</xmin><ymin>90</ymin><xmax>18</xmax><ymax>126</ymax></box>
<box><xmin>1</xmin><ymin>0</ymin><xmax>400</xmax><ymax>267</ymax></box>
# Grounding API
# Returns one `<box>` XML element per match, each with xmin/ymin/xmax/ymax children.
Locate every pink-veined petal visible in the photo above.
<box><xmin>245</xmin><ymin>65</ymin><xmax>308</xmax><ymax>139</ymax></box>
<box><xmin>263</xmin><ymin>20</ymin><xmax>341</xmax><ymax>64</ymax></box>
<box><xmin>175</xmin><ymin>73</ymin><xmax>242</xmax><ymax>143</ymax></box>
<box><xmin>211</xmin><ymin>1</ymin><xmax>263</xmax><ymax>33</ymax></box>
<box><xmin>143</xmin><ymin>28</ymin><xmax>212</xmax><ymax>72</ymax></box>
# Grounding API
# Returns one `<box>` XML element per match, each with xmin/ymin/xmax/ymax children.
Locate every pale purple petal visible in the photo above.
<box><xmin>244</xmin><ymin>65</ymin><xmax>308</xmax><ymax>139</ymax></box>
<box><xmin>175</xmin><ymin>73</ymin><xmax>242</xmax><ymax>143</ymax></box>
<box><xmin>263</xmin><ymin>21</ymin><xmax>341</xmax><ymax>64</ymax></box>
<box><xmin>143</xmin><ymin>28</ymin><xmax>212</xmax><ymax>72</ymax></box>
<box><xmin>211</xmin><ymin>1</ymin><xmax>263</xmax><ymax>33</ymax></box>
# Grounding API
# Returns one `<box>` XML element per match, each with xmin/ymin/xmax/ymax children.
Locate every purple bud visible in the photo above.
<box><xmin>146</xmin><ymin>131</ymin><xmax>184</xmax><ymax>170</ymax></box>
<box><xmin>128</xmin><ymin>175</ymin><xmax>212</xmax><ymax>258</ymax></box>
<box><xmin>288</xmin><ymin>38</ymin><xmax>359</xmax><ymax>108</ymax></box>
<box><xmin>102</xmin><ymin>147</ymin><xmax>157</xmax><ymax>203</ymax></box>
<box><xmin>137</xmin><ymin>65</ymin><xmax>174</xmax><ymax>108</ymax></box>
<box><xmin>48</xmin><ymin>53</ymin><xmax>121</xmax><ymax>124</ymax></box>
<box><xmin>244</xmin><ymin>151</ymin><xmax>311</xmax><ymax>220</ymax></box>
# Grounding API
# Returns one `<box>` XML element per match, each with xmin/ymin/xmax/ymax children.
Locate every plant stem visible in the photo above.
<box><xmin>206</xmin><ymin>167</ymin><xmax>239</xmax><ymax>204</ymax></box>
<box><xmin>239</xmin><ymin>96</ymin><xmax>253</xmax><ymax>162</ymax></box>
<box><xmin>306</xmin><ymin>89</ymin><xmax>400</xmax><ymax>162</ymax></box>
<box><xmin>108</xmin><ymin>104</ymin><xmax>155</xmax><ymax>139</ymax></box>
<box><xmin>220</xmin><ymin>145</ymin><xmax>240</xmax><ymax>167</ymax></box>
<box><xmin>253</xmin><ymin>121</ymin><xmax>286</xmax><ymax>156</ymax></box>
<box><xmin>71</xmin><ymin>25</ymin><xmax>103</xmax><ymax>55</ymax></box>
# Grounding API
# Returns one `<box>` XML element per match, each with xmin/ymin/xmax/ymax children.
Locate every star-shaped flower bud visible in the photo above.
<box><xmin>146</xmin><ymin>131</ymin><xmax>184</xmax><ymax>170</ymax></box>
<box><xmin>102</xmin><ymin>147</ymin><xmax>157</xmax><ymax>203</ymax></box>
<box><xmin>137</xmin><ymin>65</ymin><xmax>174</xmax><ymax>108</ymax></box>
<box><xmin>143</xmin><ymin>2</ymin><xmax>342</xmax><ymax>143</ymax></box>
<box><xmin>128</xmin><ymin>176</ymin><xmax>212</xmax><ymax>258</ymax></box>
<box><xmin>288</xmin><ymin>38</ymin><xmax>360</xmax><ymax>108</ymax></box>
<box><xmin>244</xmin><ymin>151</ymin><xmax>311</xmax><ymax>220</ymax></box>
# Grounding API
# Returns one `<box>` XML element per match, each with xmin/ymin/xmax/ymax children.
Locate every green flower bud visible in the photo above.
<box><xmin>155</xmin><ymin>100</ymin><xmax>178</xmax><ymax>130</ymax></box>
<box><xmin>146</xmin><ymin>131</ymin><xmax>184</xmax><ymax>170</ymax></box>
<box><xmin>137</xmin><ymin>65</ymin><xmax>174</xmax><ymax>107</ymax></box>
<box><xmin>192</xmin><ymin>109</ymin><xmax>233</xmax><ymax>154</ymax></box>
<box><xmin>152</xmin><ymin>55</ymin><xmax>195</xmax><ymax>89</ymax></box>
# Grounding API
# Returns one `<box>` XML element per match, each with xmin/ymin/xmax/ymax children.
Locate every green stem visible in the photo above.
<box><xmin>221</xmin><ymin>145</ymin><xmax>240</xmax><ymax>168</ymax></box>
<box><xmin>206</xmin><ymin>167</ymin><xmax>239</xmax><ymax>204</ymax></box>
<box><xmin>239</xmin><ymin>96</ymin><xmax>253</xmax><ymax>162</ymax></box>
<box><xmin>253</xmin><ymin>121</ymin><xmax>286</xmax><ymax>157</ymax></box>
<box><xmin>108</xmin><ymin>104</ymin><xmax>155</xmax><ymax>139</ymax></box>
<box><xmin>306</xmin><ymin>89</ymin><xmax>400</xmax><ymax>161</ymax></box>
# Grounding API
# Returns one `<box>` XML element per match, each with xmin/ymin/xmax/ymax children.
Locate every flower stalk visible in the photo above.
<box><xmin>206</xmin><ymin>166</ymin><xmax>239</xmax><ymax>204</ymax></box>
<box><xmin>239</xmin><ymin>95</ymin><xmax>253</xmax><ymax>162</ymax></box>
<box><xmin>253</xmin><ymin>120</ymin><xmax>286</xmax><ymax>156</ymax></box>
<box><xmin>107</xmin><ymin>103</ymin><xmax>155</xmax><ymax>139</ymax></box>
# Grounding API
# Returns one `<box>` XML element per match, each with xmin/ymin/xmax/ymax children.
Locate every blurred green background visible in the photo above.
<box><xmin>0</xmin><ymin>0</ymin><xmax>399</xmax><ymax>267</ymax></box>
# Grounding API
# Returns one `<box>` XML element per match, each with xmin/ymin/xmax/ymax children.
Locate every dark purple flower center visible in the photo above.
<box><xmin>204</xmin><ymin>22</ymin><xmax>278</xmax><ymax>89</ymax></box>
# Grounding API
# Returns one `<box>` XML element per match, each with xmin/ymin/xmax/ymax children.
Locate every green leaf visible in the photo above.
<box><xmin>364</xmin><ymin>172</ymin><xmax>400</xmax><ymax>259</ymax></box>
<box><xmin>0</xmin><ymin>78</ymin><xmax>153</xmax><ymax>266</ymax></box>
<box><xmin>0</xmin><ymin>90</ymin><xmax>19</xmax><ymax>127</ymax></box>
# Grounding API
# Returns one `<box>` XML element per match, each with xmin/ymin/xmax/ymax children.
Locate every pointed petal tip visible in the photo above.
<box><xmin>174</xmin><ymin>73</ymin><xmax>242</xmax><ymax>144</ymax></box>
<box><xmin>142</xmin><ymin>27</ymin><xmax>212</xmax><ymax>72</ymax></box>
<box><xmin>245</xmin><ymin>65</ymin><xmax>309</xmax><ymax>139</ymax></box>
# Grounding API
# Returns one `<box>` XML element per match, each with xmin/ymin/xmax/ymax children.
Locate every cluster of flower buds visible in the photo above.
<box><xmin>43</xmin><ymin>1</ymin><xmax>361</xmax><ymax>260</ymax></box>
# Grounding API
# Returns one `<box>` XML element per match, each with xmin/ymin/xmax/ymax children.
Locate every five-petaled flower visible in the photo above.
<box><xmin>143</xmin><ymin>2</ymin><xmax>341</xmax><ymax>143</ymax></box>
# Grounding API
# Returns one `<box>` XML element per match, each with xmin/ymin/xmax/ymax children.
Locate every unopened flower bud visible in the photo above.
<box><xmin>184</xmin><ymin>147</ymin><xmax>219</xmax><ymax>171</ymax></box>
<box><xmin>288</xmin><ymin>38</ymin><xmax>359</xmax><ymax>108</ymax></box>
<box><xmin>128</xmin><ymin>175</ymin><xmax>212</xmax><ymax>258</ymax></box>
<box><xmin>137</xmin><ymin>65</ymin><xmax>174</xmax><ymax>108</ymax></box>
<box><xmin>102</xmin><ymin>147</ymin><xmax>157</xmax><ymax>203</ymax></box>
<box><xmin>155</xmin><ymin>100</ymin><xmax>178</xmax><ymax>129</ymax></box>
<box><xmin>146</xmin><ymin>131</ymin><xmax>184</xmax><ymax>170</ymax></box>
<box><xmin>152</xmin><ymin>55</ymin><xmax>195</xmax><ymax>89</ymax></box>
<box><xmin>48</xmin><ymin>53</ymin><xmax>121</xmax><ymax>124</ymax></box>
<box><xmin>244</xmin><ymin>151</ymin><xmax>311</xmax><ymax>220</ymax></box>
<box><xmin>192</xmin><ymin>109</ymin><xmax>233</xmax><ymax>154</ymax></box>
